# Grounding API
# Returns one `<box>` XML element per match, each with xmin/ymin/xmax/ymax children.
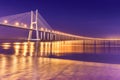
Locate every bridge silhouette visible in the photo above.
<box><xmin>0</xmin><ymin>10</ymin><xmax>119</xmax><ymax>42</ymax></box>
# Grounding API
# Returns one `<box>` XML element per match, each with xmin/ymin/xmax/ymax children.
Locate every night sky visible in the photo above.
<box><xmin>0</xmin><ymin>0</ymin><xmax>120</xmax><ymax>38</ymax></box>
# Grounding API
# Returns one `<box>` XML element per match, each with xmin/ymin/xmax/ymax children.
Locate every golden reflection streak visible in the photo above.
<box><xmin>40</xmin><ymin>42</ymin><xmax>44</xmax><ymax>56</ymax></box>
<box><xmin>0</xmin><ymin>56</ymin><xmax>7</xmax><ymax>76</ymax></box>
<box><xmin>51</xmin><ymin>40</ymin><xmax>84</xmax><ymax>56</ymax></box>
<box><xmin>43</xmin><ymin>42</ymin><xmax>51</xmax><ymax>56</ymax></box>
<box><xmin>11</xmin><ymin>40</ymin><xmax>120</xmax><ymax>57</ymax></box>
<box><xmin>14</xmin><ymin>42</ymin><xmax>35</xmax><ymax>56</ymax></box>
<box><xmin>22</xmin><ymin>42</ymin><xmax>28</xmax><ymax>56</ymax></box>
<box><xmin>1</xmin><ymin>43</ymin><xmax>11</xmax><ymax>49</ymax></box>
<box><xmin>14</xmin><ymin>43</ymin><xmax>20</xmax><ymax>56</ymax></box>
<box><xmin>44</xmin><ymin>42</ymin><xmax>48</xmax><ymax>56</ymax></box>
<box><xmin>29</xmin><ymin>42</ymin><xmax>34</xmax><ymax>56</ymax></box>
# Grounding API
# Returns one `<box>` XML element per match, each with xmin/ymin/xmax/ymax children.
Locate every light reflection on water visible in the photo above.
<box><xmin>0</xmin><ymin>54</ymin><xmax>120</xmax><ymax>80</ymax></box>
<box><xmin>0</xmin><ymin>40</ymin><xmax>120</xmax><ymax>56</ymax></box>
<box><xmin>0</xmin><ymin>40</ymin><xmax>120</xmax><ymax>79</ymax></box>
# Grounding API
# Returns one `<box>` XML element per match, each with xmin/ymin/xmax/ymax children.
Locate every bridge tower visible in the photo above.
<box><xmin>28</xmin><ymin>10</ymin><xmax>40</xmax><ymax>41</ymax></box>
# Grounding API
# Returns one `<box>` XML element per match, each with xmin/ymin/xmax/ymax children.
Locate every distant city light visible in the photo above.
<box><xmin>3</xmin><ymin>20</ymin><xmax>8</xmax><ymax>24</ymax></box>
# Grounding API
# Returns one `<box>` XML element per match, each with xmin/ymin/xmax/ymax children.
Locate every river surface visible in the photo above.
<box><xmin>0</xmin><ymin>40</ymin><xmax>120</xmax><ymax>80</ymax></box>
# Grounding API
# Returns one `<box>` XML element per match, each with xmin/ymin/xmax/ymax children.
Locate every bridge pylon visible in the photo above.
<box><xmin>28</xmin><ymin>10</ymin><xmax>40</xmax><ymax>41</ymax></box>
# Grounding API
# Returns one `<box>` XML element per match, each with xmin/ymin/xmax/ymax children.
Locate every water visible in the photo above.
<box><xmin>0</xmin><ymin>40</ymin><xmax>120</xmax><ymax>80</ymax></box>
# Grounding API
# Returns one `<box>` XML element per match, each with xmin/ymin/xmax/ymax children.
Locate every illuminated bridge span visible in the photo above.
<box><xmin>0</xmin><ymin>10</ymin><xmax>119</xmax><ymax>41</ymax></box>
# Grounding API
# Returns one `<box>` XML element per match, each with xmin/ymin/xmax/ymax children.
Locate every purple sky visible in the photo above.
<box><xmin>0</xmin><ymin>0</ymin><xmax>120</xmax><ymax>38</ymax></box>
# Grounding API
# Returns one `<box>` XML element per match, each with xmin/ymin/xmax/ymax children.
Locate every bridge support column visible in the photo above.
<box><xmin>54</xmin><ymin>33</ymin><xmax>57</xmax><ymax>41</ymax></box>
<box><xmin>40</xmin><ymin>31</ymin><xmax>43</xmax><ymax>41</ymax></box>
<box><xmin>49</xmin><ymin>33</ymin><xmax>53</xmax><ymax>41</ymax></box>
<box><xmin>47</xmin><ymin>32</ymin><xmax>50</xmax><ymax>41</ymax></box>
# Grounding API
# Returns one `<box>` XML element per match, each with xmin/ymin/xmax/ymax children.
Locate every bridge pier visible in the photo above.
<box><xmin>50</xmin><ymin>33</ymin><xmax>53</xmax><ymax>41</ymax></box>
<box><xmin>40</xmin><ymin>31</ymin><xmax>43</xmax><ymax>40</ymax></box>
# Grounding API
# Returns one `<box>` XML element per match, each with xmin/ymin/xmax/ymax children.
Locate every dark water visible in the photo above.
<box><xmin>0</xmin><ymin>40</ymin><xmax>120</xmax><ymax>80</ymax></box>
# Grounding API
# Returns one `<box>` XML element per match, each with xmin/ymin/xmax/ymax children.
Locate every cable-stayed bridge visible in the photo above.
<box><xmin>0</xmin><ymin>10</ymin><xmax>119</xmax><ymax>42</ymax></box>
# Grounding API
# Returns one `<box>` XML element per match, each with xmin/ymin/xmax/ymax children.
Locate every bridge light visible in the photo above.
<box><xmin>3</xmin><ymin>20</ymin><xmax>8</xmax><ymax>24</ymax></box>
<box><xmin>48</xmin><ymin>30</ymin><xmax>50</xmax><ymax>32</ymax></box>
<box><xmin>54</xmin><ymin>31</ymin><xmax>57</xmax><ymax>33</ymax></box>
<box><xmin>15</xmin><ymin>22</ymin><xmax>19</xmax><ymax>26</ymax></box>
<box><xmin>40</xmin><ymin>27</ymin><xmax>44</xmax><ymax>31</ymax></box>
<box><xmin>57</xmin><ymin>31</ymin><xmax>59</xmax><ymax>34</ymax></box>
<box><xmin>24</xmin><ymin>24</ymin><xmax>27</xmax><ymax>28</ymax></box>
<box><xmin>52</xmin><ymin>30</ymin><xmax>55</xmax><ymax>33</ymax></box>
<box><xmin>45</xmin><ymin>28</ymin><xmax>48</xmax><ymax>32</ymax></box>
